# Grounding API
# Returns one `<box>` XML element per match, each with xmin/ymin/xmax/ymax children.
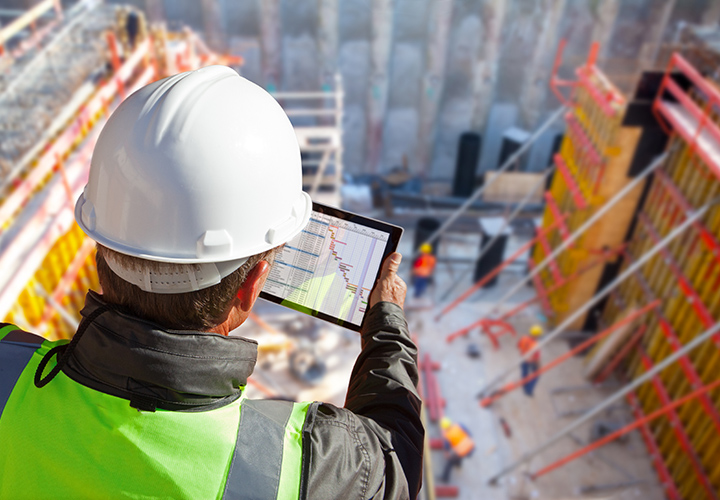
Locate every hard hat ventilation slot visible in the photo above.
<box><xmin>197</xmin><ymin>230</ymin><xmax>233</xmax><ymax>259</ymax></box>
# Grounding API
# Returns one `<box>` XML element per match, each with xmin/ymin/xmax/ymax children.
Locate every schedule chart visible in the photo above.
<box><xmin>265</xmin><ymin>213</ymin><xmax>389</xmax><ymax>326</ymax></box>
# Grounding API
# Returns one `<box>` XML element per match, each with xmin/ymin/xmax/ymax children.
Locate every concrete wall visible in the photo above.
<box><xmin>101</xmin><ymin>0</ymin><xmax>716</xmax><ymax>181</ymax></box>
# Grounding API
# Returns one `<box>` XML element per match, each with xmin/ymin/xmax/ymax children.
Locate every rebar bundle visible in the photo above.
<box><xmin>0</xmin><ymin>3</ymin><xmax>114</xmax><ymax>182</ymax></box>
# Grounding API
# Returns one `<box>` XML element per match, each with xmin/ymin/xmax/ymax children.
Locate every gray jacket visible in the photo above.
<box><xmin>60</xmin><ymin>293</ymin><xmax>424</xmax><ymax>499</ymax></box>
<box><xmin>302</xmin><ymin>301</ymin><xmax>424</xmax><ymax>499</ymax></box>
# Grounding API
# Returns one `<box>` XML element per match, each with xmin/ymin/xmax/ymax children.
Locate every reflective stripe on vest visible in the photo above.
<box><xmin>444</xmin><ymin>424</ymin><xmax>474</xmax><ymax>457</ymax></box>
<box><xmin>225</xmin><ymin>399</ymin><xmax>302</xmax><ymax>500</ymax></box>
<box><xmin>0</xmin><ymin>324</ymin><xmax>44</xmax><ymax>419</ymax></box>
<box><xmin>518</xmin><ymin>336</ymin><xmax>538</xmax><ymax>354</ymax></box>
<box><xmin>413</xmin><ymin>254</ymin><xmax>436</xmax><ymax>278</ymax></box>
<box><xmin>518</xmin><ymin>336</ymin><xmax>540</xmax><ymax>362</ymax></box>
<box><xmin>0</xmin><ymin>326</ymin><xmax>312</xmax><ymax>499</ymax></box>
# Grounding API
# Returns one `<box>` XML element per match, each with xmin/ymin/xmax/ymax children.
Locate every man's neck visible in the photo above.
<box><xmin>207</xmin><ymin>307</ymin><xmax>248</xmax><ymax>336</ymax></box>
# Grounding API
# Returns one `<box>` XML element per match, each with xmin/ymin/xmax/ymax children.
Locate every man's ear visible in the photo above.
<box><xmin>236</xmin><ymin>260</ymin><xmax>270</xmax><ymax>312</ymax></box>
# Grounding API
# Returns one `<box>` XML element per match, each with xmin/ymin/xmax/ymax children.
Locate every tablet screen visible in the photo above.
<box><xmin>260</xmin><ymin>203</ymin><xmax>402</xmax><ymax>331</ymax></box>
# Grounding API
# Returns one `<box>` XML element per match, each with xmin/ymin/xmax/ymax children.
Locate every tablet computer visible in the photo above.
<box><xmin>260</xmin><ymin>202</ymin><xmax>403</xmax><ymax>332</ymax></box>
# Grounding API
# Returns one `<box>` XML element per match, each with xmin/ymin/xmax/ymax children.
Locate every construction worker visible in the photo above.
<box><xmin>0</xmin><ymin>66</ymin><xmax>423</xmax><ymax>498</ymax></box>
<box><xmin>518</xmin><ymin>324</ymin><xmax>543</xmax><ymax>396</ymax></box>
<box><xmin>439</xmin><ymin>417</ymin><xmax>475</xmax><ymax>483</ymax></box>
<box><xmin>412</xmin><ymin>242</ymin><xmax>436</xmax><ymax>298</ymax></box>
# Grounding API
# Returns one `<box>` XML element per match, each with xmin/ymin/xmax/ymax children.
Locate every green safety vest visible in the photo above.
<box><xmin>0</xmin><ymin>324</ymin><xmax>313</xmax><ymax>499</ymax></box>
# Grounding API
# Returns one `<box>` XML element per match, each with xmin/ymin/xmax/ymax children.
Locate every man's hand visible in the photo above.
<box><xmin>369</xmin><ymin>252</ymin><xmax>407</xmax><ymax>309</ymax></box>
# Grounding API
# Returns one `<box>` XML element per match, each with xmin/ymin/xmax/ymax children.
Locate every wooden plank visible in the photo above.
<box><xmin>481</xmin><ymin>171</ymin><xmax>544</xmax><ymax>204</ymax></box>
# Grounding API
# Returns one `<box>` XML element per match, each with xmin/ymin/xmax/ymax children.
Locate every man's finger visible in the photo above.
<box><xmin>381</xmin><ymin>252</ymin><xmax>402</xmax><ymax>278</ymax></box>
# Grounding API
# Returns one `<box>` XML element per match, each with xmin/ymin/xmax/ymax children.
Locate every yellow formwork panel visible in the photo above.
<box><xmin>541</xmin><ymin>53</ymin><xmax>720</xmax><ymax>495</ymax></box>
<box><xmin>4</xmin><ymin>224</ymin><xmax>99</xmax><ymax>340</ymax></box>
<box><xmin>573</xmin><ymin>81</ymin><xmax>624</xmax><ymax>159</ymax></box>
<box><xmin>609</xmin><ymin>126</ymin><xmax>720</xmax><ymax>499</ymax></box>
<box><xmin>534</xmin><ymin>132</ymin><xmax>600</xmax><ymax>320</ymax></box>
<box><xmin>633</xmin><ymin>366</ymin><xmax>708</xmax><ymax>500</ymax></box>
<box><xmin>604</xmin><ymin>135</ymin><xmax>720</xmax><ymax>499</ymax></box>
<box><xmin>534</xmin><ymin>61</ymin><xmax>653</xmax><ymax>332</ymax></box>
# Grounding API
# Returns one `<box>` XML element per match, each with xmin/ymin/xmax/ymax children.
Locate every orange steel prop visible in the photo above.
<box><xmin>653</xmin><ymin>53</ymin><xmax>720</xmax><ymax>176</ymax></box>
<box><xmin>544</xmin><ymin>191</ymin><xmax>571</xmax><ymax>240</ymax></box>
<box><xmin>624</xmin><ymin>247</ymin><xmax>720</xmax><ymax>433</ymax></box>
<box><xmin>421</xmin><ymin>353</ymin><xmax>444</xmax><ymax>423</ymax></box>
<box><xmin>593</xmin><ymin>324</ymin><xmax>647</xmax><ymax>383</ymax></box>
<box><xmin>575</xmin><ymin>42</ymin><xmax>622</xmax><ymax>118</ymax></box>
<box><xmin>445</xmin><ymin>244</ymin><xmax>627</xmax><ymax>344</ymax></box>
<box><xmin>435</xmin><ymin>485</ymin><xmax>460</xmax><ymax>498</ymax></box>
<box><xmin>479</xmin><ymin>299</ymin><xmax>661</xmax><ymax>407</ymax></box>
<box><xmin>246</xmin><ymin>378</ymin><xmax>277</xmax><ymax>398</ymax></box>
<box><xmin>106</xmin><ymin>31</ymin><xmax>125</xmax><ymax>99</ymax></box>
<box><xmin>446</xmin><ymin>319</ymin><xmax>516</xmax><ymax>348</ymax></box>
<box><xmin>529</xmin><ymin>377</ymin><xmax>720</xmax><ymax>480</ymax></box>
<box><xmin>435</xmin><ymin>217</ymin><xmax>567</xmax><ymax>321</ymax></box>
<box><xmin>627</xmin><ymin>393</ymin><xmax>681</xmax><ymax>500</ymax></box>
<box><xmin>528</xmin><ymin>259</ymin><xmax>553</xmax><ymax>316</ymax></box>
<box><xmin>638</xmin><ymin>348</ymin><xmax>719</xmax><ymax>500</ymax></box>
<box><xmin>497</xmin><ymin>243</ymin><xmax>625</xmax><ymax>322</ymax></box>
<box><xmin>553</xmin><ymin>154</ymin><xmax>589</xmax><ymax>209</ymax></box>
<box><xmin>549</xmin><ymin>38</ymin><xmax>577</xmax><ymax>108</ymax></box>
<box><xmin>37</xmin><ymin>238</ymin><xmax>96</xmax><ymax>329</ymax></box>
<box><xmin>445</xmin><ymin>320</ymin><xmax>482</xmax><ymax>344</ymax></box>
<box><xmin>655</xmin><ymin>169</ymin><xmax>720</xmax><ymax>261</ymax></box>
<box><xmin>248</xmin><ymin>312</ymin><xmax>281</xmax><ymax>335</ymax></box>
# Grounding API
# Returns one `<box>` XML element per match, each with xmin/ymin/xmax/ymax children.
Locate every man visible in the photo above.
<box><xmin>411</xmin><ymin>243</ymin><xmax>436</xmax><ymax>298</ymax></box>
<box><xmin>0</xmin><ymin>66</ymin><xmax>423</xmax><ymax>499</ymax></box>
<box><xmin>439</xmin><ymin>417</ymin><xmax>475</xmax><ymax>483</ymax></box>
<box><xmin>518</xmin><ymin>324</ymin><xmax>543</xmax><ymax>397</ymax></box>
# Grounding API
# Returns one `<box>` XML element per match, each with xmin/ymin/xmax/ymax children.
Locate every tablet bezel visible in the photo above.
<box><xmin>259</xmin><ymin>201</ymin><xmax>403</xmax><ymax>332</ymax></box>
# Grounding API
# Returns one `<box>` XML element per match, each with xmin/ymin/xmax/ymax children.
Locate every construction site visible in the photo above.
<box><xmin>2</xmin><ymin>0</ymin><xmax>720</xmax><ymax>498</ymax></box>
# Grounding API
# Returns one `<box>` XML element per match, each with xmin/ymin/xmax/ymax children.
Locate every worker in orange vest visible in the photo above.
<box><xmin>412</xmin><ymin>243</ymin><xmax>436</xmax><ymax>298</ymax></box>
<box><xmin>518</xmin><ymin>324</ymin><xmax>543</xmax><ymax>396</ymax></box>
<box><xmin>439</xmin><ymin>417</ymin><xmax>475</xmax><ymax>483</ymax></box>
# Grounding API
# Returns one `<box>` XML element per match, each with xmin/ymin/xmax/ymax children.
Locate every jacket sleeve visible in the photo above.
<box><xmin>301</xmin><ymin>302</ymin><xmax>424</xmax><ymax>499</ymax></box>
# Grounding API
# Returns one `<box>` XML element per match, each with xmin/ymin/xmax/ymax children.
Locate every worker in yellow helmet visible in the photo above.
<box><xmin>412</xmin><ymin>242</ymin><xmax>437</xmax><ymax>299</ymax></box>
<box><xmin>439</xmin><ymin>417</ymin><xmax>475</xmax><ymax>483</ymax></box>
<box><xmin>517</xmin><ymin>324</ymin><xmax>543</xmax><ymax>396</ymax></box>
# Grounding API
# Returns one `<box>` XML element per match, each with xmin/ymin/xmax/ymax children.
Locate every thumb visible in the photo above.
<box><xmin>380</xmin><ymin>252</ymin><xmax>402</xmax><ymax>278</ymax></box>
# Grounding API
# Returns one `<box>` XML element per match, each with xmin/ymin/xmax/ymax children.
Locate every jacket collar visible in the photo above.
<box><xmin>63</xmin><ymin>291</ymin><xmax>258</xmax><ymax>411</ymax></box>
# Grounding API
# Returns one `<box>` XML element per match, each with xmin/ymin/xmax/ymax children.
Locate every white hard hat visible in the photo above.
<box><xmin>75</xmin><ymin>65</ymin><xmax>312</xmax><ymax>292</ymax></box>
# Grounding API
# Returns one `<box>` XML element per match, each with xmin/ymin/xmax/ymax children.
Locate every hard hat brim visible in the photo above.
<box><xmin>75</xmin><ymin>190</ymin><xmax>313</xmax><ymax>265</ymax></box>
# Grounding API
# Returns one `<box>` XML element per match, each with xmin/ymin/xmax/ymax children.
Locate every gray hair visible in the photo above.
<box><xmin>95</xmin><ymin>244</ymin><xmax>279</xmax><ymax>330</ymax></box>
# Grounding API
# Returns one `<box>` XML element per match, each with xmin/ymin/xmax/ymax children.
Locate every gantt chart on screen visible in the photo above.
<box><xmin>264</xmin><ymin>213</ymin><xmax>389</xmax><ymax>326</ymax></box>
